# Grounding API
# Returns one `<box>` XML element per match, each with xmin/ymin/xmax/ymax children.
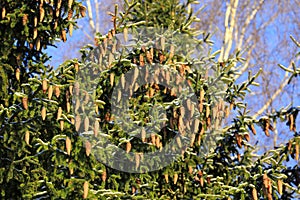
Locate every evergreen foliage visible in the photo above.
<box><xmin>0</xmin><ymin>0</ymin><xmax>299</xmax><ymax>199</ymax></box>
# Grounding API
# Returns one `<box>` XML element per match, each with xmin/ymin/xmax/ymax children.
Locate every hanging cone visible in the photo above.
<box><xmin>235</xmin><ymin>134</ymin><xmax>242</xmax><ymax>148</ymax></box>
<box><xmin>68</xmin><ymin>159</ymin><xmax>74</xmax><ymax>175</ymax></box>
<box><xmin>94</xmin><ymin>121</ymin><xmax>99</xmax><ymax>136</ymax></box>
<box><xmin>57</xmin><ymin>0</ymin><xmax>62</xmax><ymax>10</ymax></box>
<box><xmin>200</xmin><ymin>177</ymin><xmax>204</xmax><ymax>187</ymax></box>
<box><xmin>74</xmin><ymin>63</ymin><xmax>79</xmax><ymax>73</ymax></box>
<box><xmin>149</xmin><ymin>48</ymin><xmax>154</xmax><ymax>61</ymax></box>
<box><xmin>252</xmin><ymin>188</ymin><xmax>258</xmax><ymax>200</ymax></box>
<box><xmin>48</xmin><ymin>85</ymin><xmax>53</xmax><ymax>100</ymax></box>
<box><xmin>60</xmin><ymin>120</ymin><xmax>64</xmax><ymax>131</ymax></box>
<box><xmin>141</xmin><ymin>128</ymin><xmax>146</xmax><ymax>142</ymax></box>
<box><xmin>165</xmin><ymin>70</ymin><xmax>170</xmax><ymax>84</ymax></box>
<box><xmin>237</xmin><ymin>153</ymin><xmax>241</xmax><ymax>162</ymax></box>
<box><xmin>75</xmin><ymin>98</ymin><xmax>80</xmax><ymax>112</ymax></box>
<box><xmin>176</xmin><ymin>136</ymin><xmax>182</xmax><ymax>148</ymax></box>
<box><xmin>169</xmin><ymin>44</ymin><xmax>174</xmax><ymax>59</ymax></box>
<box><xmin>133</xmin><ymin>67</ymin><xmax>139</xmax><ymax>82</ymax></box>
<box><xmin>61</xmin><ymin>30</ymin><xmax>67</xmax><ymax>42</ymax></box>
<box><xmin>151</xmin><ymin>134</ymin><xmax>156</xmax><ymax>145</ymax></box>
<box><xmin>146</xmin><ymin>50</ymin><xmax>152</xmax><ymax>64</ymax></box>
<box><xmin>289</xmin><ymin>114</ymin><xmax>296</xmax><ymax>131</ymax></box>
<box><xmin>83</xmin><ymin>181</ymin><xmax>88</xmax><ymax>199</ymax></box>
<box><xmin>155</xmin><ymin>136</ymin><xmax>160</xmax><ymax>148</ymax></box>
<box><xmin>180</xmin><ymin>107</ymin><xmax>185</xmax><ymax>118</ymax></box>
<box><xmin>200</xmin><ymin>123</ymin><xmax>204</xmax><ymax>136</ymax></box>
<box><xmin>264</xmin><ymin>119</ymin><xmax>270</xmax><ymax>137</ymax></box>
<box><xmin>132</xmin><ymin>186</ymin><xmax>136</xmax><ymax>194</ymax></box>
<box><xmin>75</xmin><ymin>115</ymin><xmax>81</xmax><ymax>131</ymax></box>
<box><xmin>33</xmin><ymin>28</ymin><xmax>38</xmax><ymax>39</ymax></box>
<box><xmin>39</xmin><ymin>7</ymin><xmax>44</xmax><ymax>22</ymax></box>
<box><xmin>107</xmin><ymin>31</ymin><xmax>112</xmax><ymax>40</ymax></box>
<box><xmin>101</xmin><ymin>170</ymin><xmax>107</xmax><ymax>182</ymax></box>
<box><xmin>53</xmin><ymin>20</ymin><xmax>58</xmax><ymax>30</ymax></box>
<box><xmin>84</xmin><ymin>116</ymin><xmax>89</xmax><ymax>132</ymax></box>
<box><xmin>135</xmin><ymin>153</ymin><xmax>140</xmax><ymax>169</ymax></box>
<box><xmin>42</xmin><ymin>79</ymin><xmax>47</xmax><ymax>93</ymax></box>
<box><xmin>249</xmin><ymin>124</ymin><xmax>256</xmax><ymax>135</ymax></box>
<box><xmin>170</xmin><ymin>88</ymin><xmax>176</xmax><ymax>96</ymax></box>
<box><xmin>117</xmin><ymin>90</ymin><xmax>121</xmax><ymax>102</ymax></box>
<box><xmin>34</xmin><ymin>16</ymin><xmax>38</xmax><ymax>27</ymax></box>
<box><xmin>66</xmin><ymin>137</ymin><xmax>71</xmax><ymax>155</ymax></box>
<box><xmin>85</xmin><ymin>141</ymin><xmax>91</xmax><ymax>156</ymax></box>
<box><xmin>67</xmin><ymin>10</ymin><xmax>73</xmax><ymax>20</ymax></box>
<box><xmin>55</xmin><ymin>85</ymin><xmax>60</xmax><ymax>98</ymax></box>
<box><xmin>145</xmin><ymin>67</ymin><xmax>149</xmax><ymax>82</ymax></box>
<box><xmin>161</xmin><ymin>37</ymin><xmax>165</xmax><ymax>51</ymax></box>
<box><xmin>190</xmin><ymin>133</ymin><xmax>196</xmax><ymax>147</ymax></box>
<box><xmin>22</xmin><ymin>97</ymin><xmax>28</xmax><ymax>110</ymax></box>
<box><xmin>110</xmin><ymin>73</ymin><xmax>114</xmax><ymax>86</ymax></box>
<box><xmin>173</xmin><ymin>173</ymin><xmax>178</xmax><ymax>184</ymax></box>
<box><xmin>25</xmin><ymin>130</ymin><xmax>30</xmax><ymax>145</ymax></box>
<box><xmin>123</xmin><ymin>27</ymin><xmax>128</xmax><ymax>42</ymax></box>
<box><xmin>126</xmin><ymin>141</ymin><xmax>131</xmax><ymax>153</ymax></box>
<box><xmin>139</xmin><ymin>54</ymin><xmax>145</xmax><ymax>66</ymax></box>
<box><xmin>70</xmin><ymin>117</ymin><xmax>75</xmax><ymax>125</ymax></box>
<box><xmin>15</xmin><ymin>68</ymin><xmax>20</xmax><ymax>81</ymax></box>
<box><xmin>164</xmin><ymin>173</ymin><xmax>169</xmax><ymax>183</ymax></box>
<box><xmin>139</xmin><ymin>153</ymin><xmax>144</xmax><ymax>164</ymax></box>
<box><xmin>69</xmin><ymin>23</ymin><xmax>73</xmax><ymax>36</ymax></box>
<box><xmin>206</xmin><ymin>104</ymin><xmax>210</xmax><ymax>118</ymax></box>
<box><xmin>263</xmin><ymin>173</ymin><xmax>272</xmax><ymax>196</ymax></box>
<box><xmin>244</xmin><ymin>133</ymin><xmax>250</xmax><ymax>142</ymax></box>
<box><xmin>287</xmin><ymin>141</ymin><xmax>292</xmax><ymax>151</ymax></box>
<box><xmin>277</xmin><ymin>179</ymin><xmax>283</xmax><ymax>195</ymax></box>
<box><xmin>57</xmin><ymin>107</ymin><xmax>62</xmax><ymax>120</ymax></box>
<box><xmin>120</xmin><ymin>74</ymin><xmax>125</xmax><ymax>89</ymax></box>
<box><xmin>193</xmin><ymin>118</ymin><xmax>200</xmax><ymax>133</ymax></box>
<box><xmin>55</xmin><ymin>8</ymin><xmax>60</xmax><ymax>18</ymax></box>
<box><xmin>149</xmin><ymin>87</ymin><xmax>155</xmax><ymax>98</ymax></box>
<box><xmin>66</xmin><ymin>102</ymin><xmax>70</xmax><ymax>113</ymax></box>
<box><xmin>41</xmin><ymin>106</ymin><xmax>46</xmax><ymax>120</ymax></box>
<box><xmin>186</xmin><ymin>99</ymin><xmax>192</xmax><ymax>111</ymax></box>
<box><xmin>2</xmin><ymin>7</ymin><xmax>6</xmax><ymax>19</ymax></box>
<box><xmin>68</xmin><ymin>0</ymin><xmax>73</xmax><ymax>9</ymax></box>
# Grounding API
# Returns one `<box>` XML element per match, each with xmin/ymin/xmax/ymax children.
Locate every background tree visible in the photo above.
<box><xmin>1</xmin><ymin>0</ymin><xmax>300</xmax><ymax>199</ymax></box>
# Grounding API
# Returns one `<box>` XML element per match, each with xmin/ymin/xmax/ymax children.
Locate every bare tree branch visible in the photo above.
<box><xmin>253</xmin><ymin>60</ymin><xmax>294</xmax><ymax>119</ymax></box>
<box><xmin>86</xmin><ymin>0</ymin><xmax>95</xmax><ymax>32</ymax></box>
<box><xmin>223</xmin><ymin>0</ymin><xmax>239</xmax><ymax>60</ymax></box>
<box><xmin>218</xmin><ymin>1</ymin><xmax>231</xmax><ymax>61</ymax></box>
<box><xmin>77</xmin><ymin>24</ymin><xmax>94</xmax><ymax>41</ymax></box>
<box><xmin>236</xmin><ymin>0</ymin><xmax>265</xmax><ymax>50</ymax></box>
<box><xmin>94</xmin><ymin>0</ymin><xmax>100</xmax><ymax>33</ymax></box>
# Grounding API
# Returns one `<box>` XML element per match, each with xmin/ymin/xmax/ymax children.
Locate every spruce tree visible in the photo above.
<box><xmin>0</xmin><ymin>0</ymin><xmax>299</xmax><ymax>199</ymax></box>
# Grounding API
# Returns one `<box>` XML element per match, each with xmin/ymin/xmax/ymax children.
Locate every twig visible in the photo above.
<box><xmin>86</xmin><ymin>0</ymin><xmax>95</xmax><ymax>33</ymax></box>
<box><xmin>253</xmin><ymin>60</ymin><xmax>294</xmax><ymax>119</ymax></box>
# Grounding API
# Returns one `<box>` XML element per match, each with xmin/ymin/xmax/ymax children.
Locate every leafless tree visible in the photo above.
<box><xmin>193</xmin><ymin>0</ymin><xmax>300</xmax><ymax>149</ymax></box>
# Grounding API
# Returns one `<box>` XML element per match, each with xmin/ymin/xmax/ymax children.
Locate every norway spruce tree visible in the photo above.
<box><xmin>0</xmin><ymin>0</ymin><xmax>299</xmax><ymax>199</ymax></box>
<box><xmin>0</xmin><ymin>0</ymin><xmax>88</xmax><ymax>198</ymax></box>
